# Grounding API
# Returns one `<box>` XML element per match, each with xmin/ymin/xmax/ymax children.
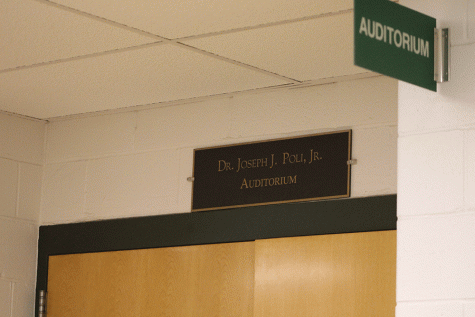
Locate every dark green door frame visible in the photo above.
<box><xmin>35</xmin><ymin>194</ymin><xmax>396</xmax><ymax>317</ymax></box>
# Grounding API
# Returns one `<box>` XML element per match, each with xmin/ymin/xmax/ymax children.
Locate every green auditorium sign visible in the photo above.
<box><xmin>354</xmin><ymin>0</ymin><xmax>437</xmax><ymax>91</ymax></box>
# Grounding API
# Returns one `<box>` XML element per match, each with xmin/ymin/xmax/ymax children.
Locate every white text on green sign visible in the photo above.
<box><xmin>358</xmin><ymin>17</ymin><xmax>430</xmax><ymax>58</ymax></box>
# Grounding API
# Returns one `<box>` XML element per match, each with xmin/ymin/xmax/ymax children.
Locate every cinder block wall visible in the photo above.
<box><xmin>41</xmin><ymin>76</ymin><xmax>398</xmax><ymax>225</ymax></box>
<box><xmin>0</xmin><ymin>112</ymin><xmax>45</xmax><ymax>317</ymax></box>
<box><xmin>397</xmin><ymin>0</ymin><xmax>475</xmax><ymax>315</ymax></box>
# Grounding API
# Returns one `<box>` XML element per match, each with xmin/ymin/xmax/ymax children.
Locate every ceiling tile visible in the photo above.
<box><xmin>0</xmin><ymin>0</ymin><xmax>157</xmax><ymax>70</ymax></box>
<box><xmin>183</xmin><ymin>13</ymin><xmax>366</xmax><ymax>81</ymax></box>
<box><xmin>49</xmin><ymin>0</ymin><xmax>353</xmax><ymax>38</ymax></box>
<box><xmin>0</xmin><ymin>44</ymin><xmax>289</xmax><ymax>119</ymax></box>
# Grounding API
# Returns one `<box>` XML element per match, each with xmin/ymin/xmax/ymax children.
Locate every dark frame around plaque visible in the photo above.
<box><xmin>192</xmin><ymin>130</ymin><xmax>352</xmax><ymax>211</ymax></box>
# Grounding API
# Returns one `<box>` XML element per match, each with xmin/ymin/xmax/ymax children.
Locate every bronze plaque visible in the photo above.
<box><xmin>192</xmin><ymin>130</ymin><xmax>352</xmax><ymax>211</ymax></box>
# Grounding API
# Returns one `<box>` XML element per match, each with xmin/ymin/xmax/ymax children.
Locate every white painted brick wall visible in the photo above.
<box><xmin>466</xmin><ymin>129</ymin><xmax>475</xmax><ymax>210</ymax></box>
<box><xmin>469</xmin><ymin>0</ymin><xmax>475</xmax><ymax>41</ymax></box>
<box><xmin>398</xmin><ymin>131</ymin><xmax>464</xmax><ymax>216</ymax></box>
<box><xmin>0</xmin><ymin>219</ymin><xmax>39</xmax><ymax>317</ymax></box>
<box><xmin>228</xmin><ymin>76</ymin><xmax>397</xmax><ymax>138</ymax></box>
<box><xmin>398</xmin><ymin>1</ymin><xmax>475</xmax><ymax>316</ymax></box>
<box><xmin>136</xmin><ymin>98</ymin><xmax>233</xmax><ymax>151</ymax></box>
<box><xmin>0</xmin><ymin>280</ymin><xmax>12</xmax><ymax>317</ymax></box>
<box><xmin>401</xmin><ymin>0</ymin><xmax>469</xmax><ymax>45</ymax></box>
<box><xmin>46</xmin><ymin>112</ymin><xmax>136</xmax><ymax>163</ymax></box>
<box><xmin>41</xmin><ymin>161</ymin><xmax>88</xmax><ymax>224</ymax></box>
<box><xmin>42</xmin><ymin>76</ymin><xmax>398</xmax><ymax>224</ymax></box>
<box><xmin>466</xmin><ymin>301</ymin><xmax>475</xmax><ymax>316</ymax></box>
<box><xmin>0</xmin><ymin>112</ymin><xmax>44</xmax><ymax>317</ymax></box>
<box><xmin>0</xmin><ymin>113</ymin><xmax>45</xmax><ymax>165</ymax></box>
<box><xmin>17</xmin><ymin>163</ymin><xmax>43</xmax><ymax>221</ymax></box>
<box><xmin>0</xmin><ymin>219</ymin><xmax>38</xmax><ymax>289</ymax></box>
<box><xmin>351</xmin><ymin>125</ymin><xmax>397</xmax><ymax>197</ymax></box>
<box><xmin>396</xmin><ymin>301</ymin><xmax>464</xmax><ymax>317</ymax></box>
<box><xmin>0</xmin><ymin>158</ymin><xmax>18</xmax><ymax>218</ymax></box>
<box><xmin>11</xmin><ymin>282</ymin><xmax>36</xmax><ymax>317</ymax></box>
<box><xmin>84</xmin><ymin>150</ymin><xmax>180</xmax><ymax>219</ymax></box>
<box><xmin>397</xmin><ymin>214</ymin><xmax>475</xmax><ymax>301</ymax></box>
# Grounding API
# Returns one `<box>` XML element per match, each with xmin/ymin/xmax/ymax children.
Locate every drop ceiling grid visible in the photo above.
<box><xmin>48</xmin><ymin>0</ymin><xmax>354</xmax><ymax>39</ymax></box>
<box><xmin>0</xmin><ymin>0</ymin><xmax>158</xmax><ymax>71</ymax></box>
<box><xmin>182</xmin><ymin>12</ymin><xmax>366</xmax><ymax>82</ymax></box>
<box><xmin>0</xmin><ymin>44</ymin><xmax>290</xmax><ymax>119</ymax></box>
<box><xmin>1</xmin><ymin>0</ymin><xmax>369</xmax><ymax>119</ymax></box>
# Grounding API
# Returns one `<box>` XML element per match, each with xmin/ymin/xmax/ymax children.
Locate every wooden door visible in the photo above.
<box><xmin>254</xmin><ymin>231</ymin><xmax>396</xmax><ymax>317</ymax></box>
<box><xmin>47</xmin><ymin>242</ymin><xmax>255</xmax><ymax>317</ymax></box>
<box><xmin>47</xmin><ymin>231</ymin><xmax>395</xmax><ymax>316</ymax></box>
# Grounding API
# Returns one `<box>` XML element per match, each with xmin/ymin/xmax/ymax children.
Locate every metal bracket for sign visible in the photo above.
<box><xmin>434</xmin><ymin>28</ymin><xmax>450</xmax><ymax>83</ymax></box>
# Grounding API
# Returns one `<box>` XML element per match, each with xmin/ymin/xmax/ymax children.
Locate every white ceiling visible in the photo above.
<box><xmin>1</xmin><ymin>0</ymin><xmax>371</xmax><ymax>120</ymax></box>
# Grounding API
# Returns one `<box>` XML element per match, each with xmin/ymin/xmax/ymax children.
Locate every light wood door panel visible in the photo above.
<box><xmin>47</xmin><ymin>231</ymin><xmax>395</xmax><ymax>317</ymax></box>
<box><xmin>47</xmin><ymin>242</ymin><xmax>255</xmax><ymax>317</ymax></box>
<box><xmin>253</xmin><ymin>230</ymin><xmax>396</xmax><ymax>317</ymax></box>
<box><xmin>47</xmin><ymin>248</ymin><xmax>144</xmax><ymax>316</ymax></box>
